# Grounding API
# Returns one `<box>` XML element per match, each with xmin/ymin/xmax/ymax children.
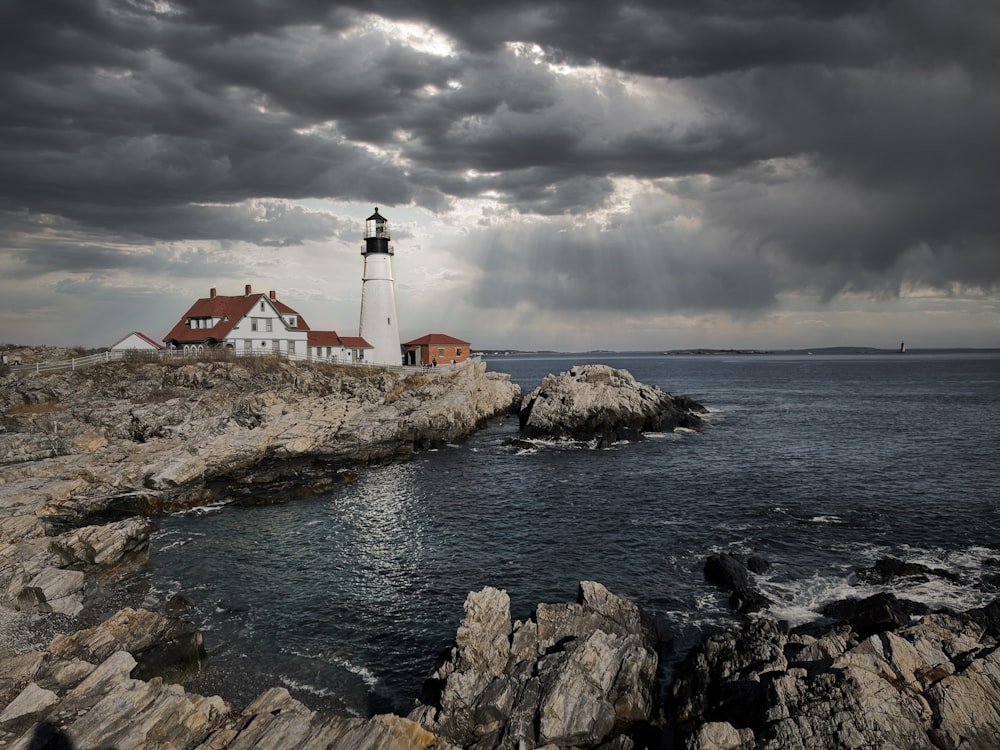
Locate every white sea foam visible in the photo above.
<box><xmin>334</xmin><ymin>657</ymin><xmax>379</xmax><ymax>688</ymax></box>
<box><xmin>808</xmin><ymin>515</ymin><xmax>844</xmax><ymax>524</ymax></box>
<box><xmin>172</xmin><ymin>500</ymin><xmax>230</xmax><ymax>516</ymax></box>
<box><xmin>279</xmin><ymin>675</ymin><xmax>339</xmax><ymax>697</ymax></box>
<box><xmin>756</xmin><ymin>543</ymin><xmax>1000</xmax><ymax>623</ymax></box>
<box><xmin>644</xmin><ymin>431</ymin><xmax>682</xmax><ymax>440</ymax></box>
<box><xmin>160</xmin><ymin>536</ymin><xmax>194</xmax><ymax>552</ymax></box>
<box><xmin>757</xmin><ymin>572</ymin><xmax>859</xmax><ymax>626</ymax></box>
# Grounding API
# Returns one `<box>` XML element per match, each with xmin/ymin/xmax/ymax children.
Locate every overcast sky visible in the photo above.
<box><xmin>2</xmin><ymin>1</ymin><xmax>998</xmax><ymax>351</ymax></box>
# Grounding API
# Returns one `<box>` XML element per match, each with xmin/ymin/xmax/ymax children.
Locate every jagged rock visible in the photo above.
<box><xmin>704</xmin><ymin>553</ymin><xmax>771</xmax><ymax>615</ymax></box>
<box><xmin>857</xmin><ymin>556</ymin><xmax>962</xmax><ymax>585</ymax></box>
<box><xmin>1</xmin><ymin>644</ymin><xmax>455</xmax><ymax>750</ymax></box>
<box><xmin>819</xmin><ymin>591</ymin><xmax>927</xmax><ymax>639</ymax></box>
<box><xmin>0</xmin><ymin>682</ymin><xmax>59</xmax><ymax>725</ymax></box>
<box><xmin>518</xmin><ymin>364</ymin><xmax>705</xmax><ymax>446</ymax></box>
<box><xmin>412</xmin><ymin>581</ymin><xmax>661</xmax><ymax>749</ymax></box>
<box><xmin>1</xmin><ymin>517</ymin><xmax>154</xmax><ymax>619</ymax></box>
<box><xmin>49</xmin><ymin>606</ymin><xmax>206</xmax><ymax>681</ymax></box>
<box><xmin>672</xmin><ymin>598</ymin><xmax>1000</xmax><ymax>750</ymax></box>
<box><xmin>49</xmin><ymin>516</ymin><xmax>153</xmax><ymax>577</ymax></box>
<box><xmin>16</xmin><ymin>566</ymin><xmax>85</xmax><ymax>616</ymax></box>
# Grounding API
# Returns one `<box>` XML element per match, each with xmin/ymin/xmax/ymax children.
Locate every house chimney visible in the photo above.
<box><xmin>269</xmin><ymin>290</ymin><xmax>276</xmax><ymax>300</ymax></box>
<box><xmin>209</xmin><ymin>287</ymin><xmax>217</xmax><ymax>298</ymax></box>
<box><xmin>245</xmin><ymin>284</ymin><xmax>252</xmax><ymax>296</ymax></box>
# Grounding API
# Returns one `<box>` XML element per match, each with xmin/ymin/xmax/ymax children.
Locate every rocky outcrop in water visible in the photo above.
<box><xmin>518</xmin><ymin>364</ymin><xmax>705</xmax><ymax>447</ymax></box>
<box><xmin>672</xmin><ymin>594</ymin><xmax>1000</xmax><ymax>750</ymax></box>
<box><xmin>409</xmin><ymin>581</ymin><xmax>666</xmax><ymax>749</ymax></box>
<box><xmin>704</xmin><ymin>553</ymin><xmax>772</xmax><ymax>615</ymax></box>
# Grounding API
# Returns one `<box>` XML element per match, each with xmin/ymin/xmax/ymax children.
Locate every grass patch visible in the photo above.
<box><xmin>386</xmin><ymin>373</ymin><xmax>432</xmax><ymax>402</ymax></box>
<box><xmin>6</xmin><ymin>401</ymin><xmax>64</xmax><ymax>415</ymax></box>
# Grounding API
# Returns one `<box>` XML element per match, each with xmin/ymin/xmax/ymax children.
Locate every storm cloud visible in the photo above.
<box><xmin>1</xmin><ymin>0</ymin><xmax>997</xmax><ymax>347</ymax></box>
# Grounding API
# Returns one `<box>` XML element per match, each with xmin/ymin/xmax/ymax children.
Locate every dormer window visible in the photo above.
<box><xmin>287</xmin><ymin>316</ymin><xmax>297</xmax><ymax>327</ymax></box>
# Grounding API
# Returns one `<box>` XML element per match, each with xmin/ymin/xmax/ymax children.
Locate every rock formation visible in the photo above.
<box><xmin>518</xmin><ymin>364</ymin><xmax>705</xmax><ymax>447</ymax></box>
<box><xmin>409</xmin><ymin>581</ymin><xmax>664</xmax><ymax>749</ymax></box>
<box><xmin>704</xmin><ymin>553</ymin><xmax>772</xmax><ymax>615</ymax></box>
<box><xmin>0</xmin><ymin>357</ymin><xmax>520</xmax><ymax>520</ymax></box>
<box><xmin>672</xmin><ymin>594</ymin><xmax>1000</xmax><ymax>750</ymax></box>
<box><xmin>0</xmin><ymin>611</ymin><xmax>453</xmax><ymax>749</ymax></box>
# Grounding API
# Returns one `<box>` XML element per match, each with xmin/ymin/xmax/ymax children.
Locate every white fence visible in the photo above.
<box><xmin>5</xmin><ymin>348</ymin><xmax>478</xmax><ymax>376</ymax></box>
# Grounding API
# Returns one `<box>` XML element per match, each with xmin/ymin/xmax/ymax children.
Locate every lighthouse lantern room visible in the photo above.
<box><xmin>358</xmin><ymin>207</ymin><xmax>402</xmax><ymax>366</ymax></box>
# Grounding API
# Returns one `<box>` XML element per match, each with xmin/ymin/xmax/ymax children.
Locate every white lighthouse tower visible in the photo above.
<box><xmin>358</xmin><ymin>207</ymin><xmax>402</xmax><ymax>366</ymax></box>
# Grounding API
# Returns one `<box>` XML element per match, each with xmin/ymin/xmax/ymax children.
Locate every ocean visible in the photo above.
<box><xmin>147</xmin><ymin>352</ymin><xmax>1000</xmax><ymax>717</ymax></box>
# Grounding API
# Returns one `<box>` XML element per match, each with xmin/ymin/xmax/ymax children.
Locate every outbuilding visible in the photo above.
<box><xmin>110</xmin><ymin>331</ymin><xmax>163</xmax><ymax>351</ymax></box>
<box><xmin>402</xmin><ymin>333</ymin><xmax>470</xmax><ymax>367</ymax></box>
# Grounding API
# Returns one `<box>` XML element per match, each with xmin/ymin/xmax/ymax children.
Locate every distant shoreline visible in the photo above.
<box><xmin>474</xmin><ymin>347</ymin><xmax>1000</xmax><ymax>356</ymax></box>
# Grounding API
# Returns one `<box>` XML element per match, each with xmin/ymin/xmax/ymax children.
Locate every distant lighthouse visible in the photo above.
<box><xmin>358</xmin><ymin>207</ymin><xmax>402</xmax><ymax>366</ymax></box>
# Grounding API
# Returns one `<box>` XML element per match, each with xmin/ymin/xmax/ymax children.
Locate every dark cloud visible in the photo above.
<box><xmin>0</xmin><ymin>0</ymin><xmax>997</xmax><ymax>331</ymax></box>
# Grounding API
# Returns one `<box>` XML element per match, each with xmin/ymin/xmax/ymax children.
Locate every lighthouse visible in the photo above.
<box><xmin>358</xmin><ymin>207</ymin><xmax>402</xmax><ymax>366</ymax></box>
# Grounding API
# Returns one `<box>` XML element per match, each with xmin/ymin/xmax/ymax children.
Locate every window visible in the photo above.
<box><xmin>244</xmin><ymin>339</ymin><xmax>251</xmax><ymax>350</ymax></box>
<box><xmin>456</xmin><ymin>348</ymin><xmax>463</xmax><ymax>356</ymax></box>
<box><xmin>438</xmin><ymin>347</ymin><xmax>445</xmax><ymax>357</ymax></box>
<box><xmin>251</xmin><ymin>318</ymin><xmax>259</xmax><ymax>332</ymax></box>
<box><xmin>265</xmin><ymin>319</ymin><xmax>273</xmax><ymax>332</ymax></box>
<box><xmin>288</xmin><ymin>340</ymin><xmax>295</xmax><ymax>354</ymax></box>
<box><xmin>260</xmin><ymin>302</ymin><xmax>265</xmax><ymax>311</ymax></box>
<box><xmin>287</xmin><ymin>316</ymin><xmax>296</xmax><ymax>327</ymax></box>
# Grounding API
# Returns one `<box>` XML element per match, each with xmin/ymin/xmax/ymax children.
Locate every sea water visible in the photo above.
<box><xmin>147</xmin><ymin>352</ymin><xmax>1000</xmax><ymax>716</ymax></box>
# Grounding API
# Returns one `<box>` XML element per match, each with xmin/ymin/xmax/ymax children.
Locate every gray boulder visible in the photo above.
<box><xmin>518</xmin><ymin>365</ymin><xmax>705</xmax><ymax>447</ymax></box>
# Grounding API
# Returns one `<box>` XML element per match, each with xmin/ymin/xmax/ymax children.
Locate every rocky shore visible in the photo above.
<box><xmin>4</xmin><ymin>355</ymin><xmax>998</xmax><ymax>748</ymax></box>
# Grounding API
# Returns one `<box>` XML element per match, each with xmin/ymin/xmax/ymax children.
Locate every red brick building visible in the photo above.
<box><xmin>402</xmin><ymin>333</ymin><xmax>470</xmax><ymax>366</ymax></box>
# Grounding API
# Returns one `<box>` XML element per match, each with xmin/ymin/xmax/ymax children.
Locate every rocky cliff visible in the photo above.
<box><xmin>0</xmin><ymin>357</ymin><xmax>520</xmax><ymax>518</ymax></box>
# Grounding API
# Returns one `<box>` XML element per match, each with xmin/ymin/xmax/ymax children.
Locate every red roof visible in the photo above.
<box><xmin>307</xmin><ymin>331</ymin><xmax>372</xmax><ymax>349</ymax></box>
<box><xmin>163</xmin><ymin>289</ymin><xmax>309</xmax><ymax>345</ymax></box>
<box><xmin>402</xmin><ymin>333</ymin><xmax>470</xmax><ymax>347</ymax></box>
<box><xmin>338</xmin><ymin>336</ymin><xmax>372</xmax><ymax>349</ymax></box>
<box><xmin>307</xmin><ymin>331</ymin><xmax>342</xmax><ymax>347</ymax></box>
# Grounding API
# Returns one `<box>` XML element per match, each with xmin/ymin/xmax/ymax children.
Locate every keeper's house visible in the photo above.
<box><xmin>402</xmin><ymin>333</ymin><xmax>470</xmax><ymax>366</ymax></box>
<box><xmin>163</xmin><ymin>285</ymin><xmax>370</xmax><ymax>363</ymax></box>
